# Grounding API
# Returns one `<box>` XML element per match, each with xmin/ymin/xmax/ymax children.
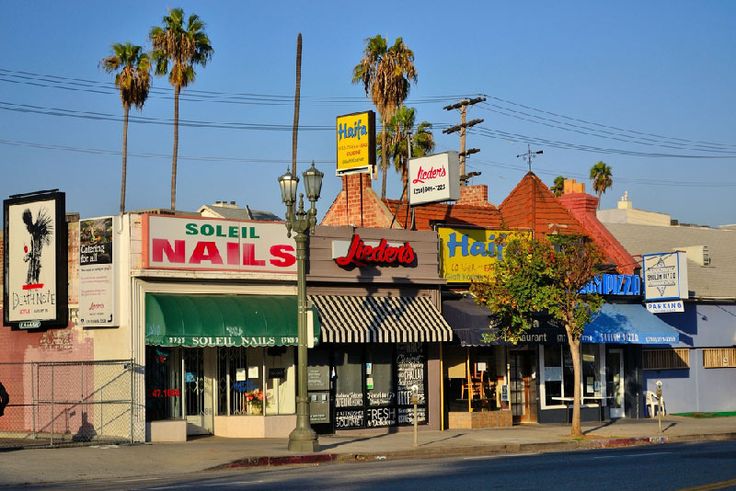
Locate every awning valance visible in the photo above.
<box><xmin>309</xmin><ymin>294</ymin><xmax>452</xmax><ymax>343</ymax></box>
<box><xmin>145</xmin><ymin>294</ymin><xmax>320</xmax><ymax>348</ymax></box>
<box><xmin>582</xmin><ymin>303</ymin><xmax>680</xmax><ymax>345</ymax></box>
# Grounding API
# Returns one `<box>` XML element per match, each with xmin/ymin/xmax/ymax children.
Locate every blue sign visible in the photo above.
<box><xmin>579</xmin><ymin>274</ymin><xmax>641</xmax><ymax>297</ymax></box>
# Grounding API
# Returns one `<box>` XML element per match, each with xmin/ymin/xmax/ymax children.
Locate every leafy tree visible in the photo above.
<box><xmin>380</xmin><ymin>105</ymin><xmax>435</xmax><ymax>201</ymax></box>
<box><xmin>551</xmin><ymin>175</ymin><xmax>566</xmax><ymax>197</ymax></box>
<box><xmin>150</xmin><ymin>8</ymin><xmax>213</xmax><ymax>211</ymax></box>
<box><xmin>470</xmin><ymin>235</ymin><xmax>603</xmax><ymax>437</ymax></box>
<box><xmin>353</xmin><ymin>35</ymin><xmax>417</xmax><ymax>199</ymax></box>
<box><xmin>100</xmin><ymin>43</ymin><xmax>151</xmax><ymax>214</ymax></box>
<box><xmin>590</xmin><ymin>161</ymin><xmax>613</xmax><ymax>208</ymax></box>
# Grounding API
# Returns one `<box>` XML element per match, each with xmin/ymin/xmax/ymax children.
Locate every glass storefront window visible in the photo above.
<box><xmin>542</xmin><ymin>344</ymin><xmax>603</xmax><ymax>407</ymax></box>
<box><xmin>145</xmin><ymin>346</ymin><xmax>182</xmax><ymax>421</ymax></box>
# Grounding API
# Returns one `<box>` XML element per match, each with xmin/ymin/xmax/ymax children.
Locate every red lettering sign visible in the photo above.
<box><xmin>335</xmin><ymin>234</ymin><xmax>416</xmax><ymax>268</ymax></box>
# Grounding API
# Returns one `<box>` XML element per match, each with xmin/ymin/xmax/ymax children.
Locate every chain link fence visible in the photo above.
<box><xmin>0</xmin><ymin>360</ymin><xmax>141</xmax><ymax>449</ymax></box>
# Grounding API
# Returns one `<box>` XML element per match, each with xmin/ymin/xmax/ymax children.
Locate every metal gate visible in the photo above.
<box><xmin>0</xmin><ymin>360</ymin><xmax>138</xmax><ymax>449</ymax></box>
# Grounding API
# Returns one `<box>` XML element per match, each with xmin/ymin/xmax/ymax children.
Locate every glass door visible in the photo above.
<box><xmin>606</xmin><ymin>349</ymin><xmax>625</xmax><ymax>419</ymax></box>
<box><xmin>183</xmin><ymin>348</ymin><xmax>214</xmax><ymax>434</ymax></box>
<box><xmin>510</xmin><ymin>351</ymin><xmax>537</xmax><ymax>424</ymax></box>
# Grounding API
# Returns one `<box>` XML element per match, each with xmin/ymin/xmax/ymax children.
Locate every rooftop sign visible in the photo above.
<box><xmin>642</xmin><ymin>251</ymin><xmax>689</xmax><ymax>301</ymax></box>
<box><xmin>336</xmin><ymin>111</ymin><xmax>376</xmax><ymax>176</ymax></box>
<box><xmin>408</xmin><ymin>151</ymin><xmax>460</xmax><ymax>205</ymax></box>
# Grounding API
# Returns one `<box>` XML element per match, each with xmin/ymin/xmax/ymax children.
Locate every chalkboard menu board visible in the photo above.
<box><xmin>366</xmin><ymin>406</ymin><xmax>396</xmax><ymax>428</ymax></box>
<box><xmin>397</xmin><ymin>343</ymin><xmax>425</xmax><ymax>406</ymax></box>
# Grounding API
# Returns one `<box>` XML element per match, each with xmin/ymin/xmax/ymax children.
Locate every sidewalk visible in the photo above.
<box><xmin>1</xmin><ymin>416</ymin><xmax>734</xmax><ymax>486</ymax></box>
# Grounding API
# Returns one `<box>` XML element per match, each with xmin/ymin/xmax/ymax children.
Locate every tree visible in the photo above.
<box><xmin>100</xmin><ymin>43</ymin><xmax>151</xmax><ymax>214</ymax></box>
<box><xmin>590</xmin><ymin>161</ymin><xmax>613</xmax><ymax>208</ymax></box>
<box><xmin>470</xmin><ymin>235</ymin><xmax>603</xmax><ymax>437</ymax></box>
<box><xmin>150</xmin><ymin>8</ymin><xmax>213</xmax><ymax>211</ymax></box>
<box><xmin>353</xmin><ymin>35</ymin><xmax>417</xmax><ymax>199</ymax></box>
<box><xmin>551</xmin><ymin>175</ymin><xmax>566</xmax><ymax>197</ymax></box>
<box><xmin>380</xmin><ymin>105</ymin><xmax>435</xmax><ymax>201</ymax></box>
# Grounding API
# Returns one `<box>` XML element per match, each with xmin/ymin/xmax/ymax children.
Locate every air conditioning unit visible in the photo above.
<box><xmin>674</xmin><ymin>245</ymin><xmax>710</xmax><ymax>266</ymax></box>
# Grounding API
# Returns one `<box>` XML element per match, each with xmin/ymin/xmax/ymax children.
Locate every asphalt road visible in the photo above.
<box><xmin>7</xmin><ymin>440</ymin><xmax>736</xmax><ymax>491</ymax></box>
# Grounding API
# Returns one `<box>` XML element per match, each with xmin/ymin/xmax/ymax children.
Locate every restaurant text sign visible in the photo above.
<box><xmin>332</xmin><ymin>234</ymin><xmax>416</xmax><ymax>268</ymax></box>
<box><xmin>143</xmin><ymin>215</ymin><xmax>296</xmax><ymax>273</ymax></box>
<box><xmin>336</xmin><ymin>111</ymin><xmax>376</xmax><ymax>176</ymax></box>
<box><xmin>438</xmin><ymin>226</ymin><xmax>531</xmax><ymax>283</ymax></box>
<box><xmin>408</xmin><ymin>152</ymin><xmax>460</xmax><ymax>205</ymax></box>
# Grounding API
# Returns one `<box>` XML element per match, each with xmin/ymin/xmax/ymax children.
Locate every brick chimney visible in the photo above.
<box><xmin>456</xmin><ymin>184</ymin><xmax>491</xmax><ymax>207</ymax></box>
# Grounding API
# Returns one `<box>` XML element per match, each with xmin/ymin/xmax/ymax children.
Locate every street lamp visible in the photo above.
<box><xmin>278</xmin><ymin>162</ymin><xmax>323</xmax><ymax>452</ymax></box>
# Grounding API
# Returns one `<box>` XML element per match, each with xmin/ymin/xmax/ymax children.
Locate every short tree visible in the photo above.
<box><xmin>470</xmin><ymin>235</ymin><xmax>603</xmax><ymax>436</ymax></box>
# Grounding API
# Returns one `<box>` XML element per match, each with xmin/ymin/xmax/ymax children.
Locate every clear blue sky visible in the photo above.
<box><xmin>1</xmin><ymin>1</ymin><xmax>734</xmax><ymax>226</ymax></box>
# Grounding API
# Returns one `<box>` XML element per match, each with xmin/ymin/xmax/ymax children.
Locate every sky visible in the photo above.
<box><xmin>1</xmin><ymin>1</ymin><xmax>735</xmax><ymax>227</ymax></box>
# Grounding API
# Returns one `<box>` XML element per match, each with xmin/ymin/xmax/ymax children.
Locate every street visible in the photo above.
<box><xmin>8</xmin><ymin>440</ymin><xmax>736</xmax><ymax>491</ymax></box>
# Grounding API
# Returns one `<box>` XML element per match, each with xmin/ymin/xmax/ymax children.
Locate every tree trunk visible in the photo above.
<box><xmin>120</xmin><ymin>104</ymin><xmax>129</xmax><ymax>214</ymax></box>
<box><xmin>171</xmin><ymin>85</ymin><xmax>181</xmax><ymax>211</ymax></box>
<box><xmin>291</xmin><ymin>33</ymin><xmax>302</xmax><ymax>177</ymax></box>
<box><xmin>380</xmin><ymin>128</ymin><xmax>388</xmax><ymax>200</ymax></box>
<box><xmin>568</xmin><ymin>331</ymin><xmax>583</xmax><ymax>437</ymax></box>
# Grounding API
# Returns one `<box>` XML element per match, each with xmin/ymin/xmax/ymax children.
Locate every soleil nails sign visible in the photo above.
<box><xmin>408</xmin><ymin>151</ymin><xmax>460</xmax><ymax>205</ymax></box>
<box><xmin>143</xmin><ymin>215</ymin><xmax>296</xmax><ymax>273</ymax></box>
<box><xmin>333</xmin><ymin>234</ymin><xmax>416</xmax><ymax>268</ymax></box>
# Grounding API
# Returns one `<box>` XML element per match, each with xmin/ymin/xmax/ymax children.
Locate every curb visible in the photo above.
<box><xmin>210</xmin><ymin>434</ymin><xmax>689</xmax><ymax>470</ymax></box>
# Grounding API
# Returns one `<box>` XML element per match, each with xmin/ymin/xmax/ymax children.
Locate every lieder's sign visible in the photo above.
<box><xmin>333</xmin><ymin>234</ymin><xmax>416</xmax><ymax>268</ymax></box>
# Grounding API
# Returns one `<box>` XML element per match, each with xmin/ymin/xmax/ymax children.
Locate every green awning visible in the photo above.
<box><xmin>145</xmin><ymin>294</ymin><xmax>320</xmax><ymax>348</ymax></box>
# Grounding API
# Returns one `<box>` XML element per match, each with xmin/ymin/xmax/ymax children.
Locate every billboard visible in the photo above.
<box><xmin>642</xmin><ymin>251</ymin><xmax>689</xmax><ymax>301</ymax></box>
<box><xmin>142</xmin><ymin>215</ymin><xmax>297</xmax><ymax>274</ymax></box>
<box><xmin>336</xmin><ymin>111</ymin><xmax>375</xmax><ymax>176</ymax></box>
<box><xmin>79</xmin><ymin>216</ymin><xmax>119</xmax><ymax>327</ymax></box>
<box><xmin>3</xmin><ymin>190</ymin><xmax>68</xmax><ymax>329</ymax></box>
<box><xmin>438</xmin><ymin>226</ymin><xmax>531</xmax><ymax>283</ymax></box>
<box><xmin>408</xmin><ymin>151</ymin><xmax>460</xmax><ymax>205</ymax></box>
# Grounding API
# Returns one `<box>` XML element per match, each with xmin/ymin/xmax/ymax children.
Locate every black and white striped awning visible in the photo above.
<box><xmin>309</xmin><ymin>295</ymin><xmax>453</xmax><ymax>343</ymax></box>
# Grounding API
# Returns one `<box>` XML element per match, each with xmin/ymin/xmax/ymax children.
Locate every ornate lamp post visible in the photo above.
<box><xmin>278</xmin><ymin>162</ymin><xmax>323</xmax><ymax>452</ymax></box>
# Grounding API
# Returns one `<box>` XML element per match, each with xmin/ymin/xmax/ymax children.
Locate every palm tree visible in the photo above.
<box><xmin>381</xmin><ymin>105</ymin><xmax>434</xmax><ymax>201</ymax></box>
<box><xmin>150</xmin><ymin>8</ymin><xmax>213</xmax><ymax>211</ymax></box>
<box><xmin>353</xmin><ymin>35</ymin><xmax>417</xmax><ymax>199</ymax></box>
<box><xmin>551</xmin><ymin>175</ymin><xmax>566</xmax><ymax>197</ymax></box>
<box><xmin>101</xmin><ymin>43</ymin><xmax>151</xmax><ymax>214</ymax></box>
<box><xmin>590</xmin><ymin>161</ymin><xmax>613</xmax><ymax>208</ymax></box>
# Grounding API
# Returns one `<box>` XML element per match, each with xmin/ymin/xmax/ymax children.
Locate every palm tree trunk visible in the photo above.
<box><xmin>120</xmin><ymin>105</ymin><xmax>129</xmax><ymax>214</ymax></box>
<box><xmin>291</xmin><ymin>33</ymin><xmax>302</xmax><ymax>177</ymax></box>
<box><xmin>568</xmin><ymin>333</ymin><xmax>583</xmax><ymax>437</ymax></box>
<box><xmin>381</xmin><ymin>129</ymin><xmax>388</xmax><ymax>199</ymax></box>
<box><xmin>171</xmin><ymin>85</ymin><xmax>181</xmax><ymax>211</ymax></box>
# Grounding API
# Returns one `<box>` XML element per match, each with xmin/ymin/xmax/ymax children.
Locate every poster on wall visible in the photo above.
<box><xmin>438</xmin><ymin>226</ymin><xmax>531</xmax><ymax>283</ymax></box>
<box><xmin>79</xmin><ymin>216</ymin><xmax>119</xmax><ymax>327</ymax></box>
<box><xmin>3</xmin><ymin>190</ymin><xmax>68</xmax><ymax>329</ymax></box>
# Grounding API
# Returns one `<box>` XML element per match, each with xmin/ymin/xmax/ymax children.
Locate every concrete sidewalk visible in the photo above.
<box><xmin>0</xmin><ymin>416</ymin><xmax>735</xmax><ymax>486</ymax></box>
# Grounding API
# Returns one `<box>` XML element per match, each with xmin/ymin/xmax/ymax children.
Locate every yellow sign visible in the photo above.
<box><xmin>438</xmin><ymin>226</ymin><xmax>531</xmax><ymax>283</ymax></box>
<box><xmin>336</xmin><ymin>111</ymin><xmax>375</xmax><ymax>175</ymax></box>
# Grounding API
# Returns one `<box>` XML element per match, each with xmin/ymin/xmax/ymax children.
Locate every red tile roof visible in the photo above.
<box><xmin>499</xmin><ymin>172</ymin><xmax>587</xmax><ymax>236</ymax></box>
<box><xmin>384</xmin><ymin>200</ymin><xmax>503</xmax><ymax>231</ymax></box>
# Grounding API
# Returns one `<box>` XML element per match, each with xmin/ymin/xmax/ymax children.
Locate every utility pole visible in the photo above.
<box><xmin>516</xmin><ymin>144</ymin><xmax>543</xmax><ymax>172</ymax></box>
<box><xmin>443</xmin><ymin>96</ymin><xmax>486</xmax><ymax>185</ymax></box>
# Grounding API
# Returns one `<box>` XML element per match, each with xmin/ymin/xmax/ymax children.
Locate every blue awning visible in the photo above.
<box><xmin>583</xmin><ymin>303</ymin><xmax>679</xmax><ymax>345</ymax></box>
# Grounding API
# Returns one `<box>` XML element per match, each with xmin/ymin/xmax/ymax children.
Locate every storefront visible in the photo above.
<box><xmin>305</xmin><ymin>226</ymin><xmax>452</xmax><ymax>433</ymax></box>
<box><xmin>133</xmin><ymin>213</ymin><xmax>311</xmax><ymax>440</ymax></box>
<box><xmin>442</xmin><ymin>295</ymin><xmax>681</xmax><ymax>425</ymax></box>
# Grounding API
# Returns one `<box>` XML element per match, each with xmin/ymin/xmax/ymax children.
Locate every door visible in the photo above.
<box><xmin>510</xmin><ymin>351</ymin><xmax>537</xmax><ymax>424</ymax></box>
<box><xmin>606</xmin><ymin>349</ymin><xmax>625</xmax><ymax>419</ymax></box>
<box><xmin>183</xmin><ymin>348</ymin><xmax>214</xmax><ymax>435</ymax></box>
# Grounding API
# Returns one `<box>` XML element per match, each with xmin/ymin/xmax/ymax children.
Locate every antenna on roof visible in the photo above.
<box><xmin>516</xmin><ymin>144</ymin><xmax>543</xmax><ymax>172</ymax></box>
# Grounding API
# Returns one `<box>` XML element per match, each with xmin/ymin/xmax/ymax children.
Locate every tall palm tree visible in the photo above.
<box><xmin>590</xmin><ymin>161</ymin><xmax>613</xmax><ymax>208</ymax></box>
<box><xmin>550</xmin><ymin>175</ymin><xmax>566</xmax><ymax>197</ymax></box>
<box><xmin>101</xmin><ymin>43</ymin><xmax>151</xmax><ymax>214</ymax></box>
<box><xmin>150</xmin><ymin>8</ymin><xmax>213</xmax><ymax>211</ymax></box>
<box><xmin>381</xmin><ymin>105</ymin><xmax>434</xmax><ymax>201</ymax></box>
<box><xmin>353</xmin><ymin>35</ymin><xmax>417</xmax><ymax>199</ymax></box>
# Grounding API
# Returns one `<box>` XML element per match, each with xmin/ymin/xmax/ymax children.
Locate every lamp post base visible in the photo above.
<box><xmin>287</xmin><ymin>427</ymin><xmax>319</xmax><ymax>452</ymax></box>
